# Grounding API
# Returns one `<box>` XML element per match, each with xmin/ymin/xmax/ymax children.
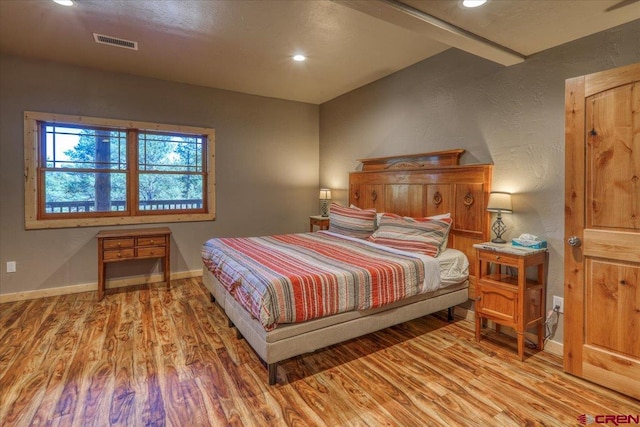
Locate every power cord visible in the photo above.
<box><xmin>545</xmin><ymin>304</ymin><xmax>561</xmax><ymax>340</ymax></box>
<box><xmin>525</xmin><ymin>304</ymin><xmax>560</xmax><ymax>349</ymax></box>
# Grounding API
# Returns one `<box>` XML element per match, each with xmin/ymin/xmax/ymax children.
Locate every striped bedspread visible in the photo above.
<box><xmin>201</xmin><ymin>231</ymin><xmax>441</xmax><ymax>330</ymax></box>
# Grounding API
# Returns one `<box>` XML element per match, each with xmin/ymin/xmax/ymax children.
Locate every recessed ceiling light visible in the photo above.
<box><xmin>53</xmin><ymin>0</ymin><xmax>74</xmax><ymax>6</ymax></box>
<box><xmin>292</xmin><ymin>54</ymin><xmax>306</xmax><ymax>62</ymax></box>
<box><xmin>462</xmin><ymin>0</ymin><xmax>487</xmax><ymax>7</ymax></box>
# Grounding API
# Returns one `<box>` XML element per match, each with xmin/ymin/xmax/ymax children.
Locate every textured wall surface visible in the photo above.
<box><xmin>0</xmin><ymin>55</ymin><xmax>319</xmax><ymax>295</ymax></box>
<box><xmin>319</xmin><ymin>20</ymin><xmax>640</xmax><ymax>345</ymax></box>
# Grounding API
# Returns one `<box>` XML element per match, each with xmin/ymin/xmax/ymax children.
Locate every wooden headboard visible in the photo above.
<box><xmin>349</xmin><ymin>150</ymin><xmax>492</xmax><ymax>298</ymax></box>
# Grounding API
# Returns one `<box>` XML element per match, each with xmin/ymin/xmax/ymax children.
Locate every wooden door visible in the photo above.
<box><xmin>564</xmin><ymin>63</ymin><xmax>640</xmax><ymax>399</ymax></box>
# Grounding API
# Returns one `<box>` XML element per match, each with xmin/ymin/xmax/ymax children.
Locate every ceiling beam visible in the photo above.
<box><xmin>334</xmin><ymin>0</ymin><xmax>526</xmax><ymax>66</ymax></box>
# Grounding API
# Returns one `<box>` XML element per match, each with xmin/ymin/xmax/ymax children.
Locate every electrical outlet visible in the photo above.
<box><xmin>553</xmin><ymin>296</ymin><xmax>564</xmax><ymax>314</ymax></box>
<box><xmin>6</xmin><ymin>261</ymin><xmax>16</xmax><ymax>273</ymax></box>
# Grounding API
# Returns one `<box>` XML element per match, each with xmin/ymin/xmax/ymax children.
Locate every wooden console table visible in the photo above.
<box><xmin>97</xmin><ymin>227</ymin><xmax>171</xmax><ymax>300</ymax></box>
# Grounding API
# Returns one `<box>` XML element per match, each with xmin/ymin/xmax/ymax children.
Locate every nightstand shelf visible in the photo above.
<box><xmin>474</xmin><ymin>243</ymin><xmax>548</xmax><ymax>360</ymax></box>
<box><xmin>481</xmin><ymin>274</ymin><xmax>542</xmax><ymax>289</ymax></box>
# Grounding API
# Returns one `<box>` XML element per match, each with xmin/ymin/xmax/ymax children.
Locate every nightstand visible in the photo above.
<box><xmin>474</xmin><ymin>243</ymin><xmax>548</xmax><ymax>360</ymax></box>
<box><xmin>309</xmin><ymin>215</ymin><xmax>330</xmax><ymax>232</ymax></box>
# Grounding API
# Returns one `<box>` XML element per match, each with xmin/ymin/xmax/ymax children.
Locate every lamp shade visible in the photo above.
<box><xmin>319</xmin><ymin>189</ymin><xmax>332</xmax><ymax>200</ymax></box>
<box><xmin>487</xmin><ymin>192</ymin><xmax>513</xmax><ymax>213</ymax></box>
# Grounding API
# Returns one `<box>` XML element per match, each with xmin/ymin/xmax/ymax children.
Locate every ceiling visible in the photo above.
<box><xmin>1</xmin><ymin>0</ymin><xmax>638</xmax><ymax>104</ymax></box>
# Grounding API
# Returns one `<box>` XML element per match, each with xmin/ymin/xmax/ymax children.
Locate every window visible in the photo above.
<box><xmin>24</xmin><ymin>112</ymin><xmax>215</xmax><ymax>229</ymax></box>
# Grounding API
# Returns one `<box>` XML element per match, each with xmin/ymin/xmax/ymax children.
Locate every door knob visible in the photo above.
<box><xmin>567</xmin><ymin>236</ymin><xmax>581</xmax><ymax>247</ymax></box>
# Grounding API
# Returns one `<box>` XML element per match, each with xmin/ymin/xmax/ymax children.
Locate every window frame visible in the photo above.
<box><xmin>24</xmin><ymin>111</ymin><xmax>216</xmax><ymax>229</ymax></box>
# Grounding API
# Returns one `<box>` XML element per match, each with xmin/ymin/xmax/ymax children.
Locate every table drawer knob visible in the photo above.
<box><xmin>117</xmin><ymin>252</ymin><xmax>122</xmax><ymax>257</ymax></box>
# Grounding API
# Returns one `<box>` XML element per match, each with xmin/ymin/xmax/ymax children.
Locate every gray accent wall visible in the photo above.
<box><xmin>0</xmin><ymin>55</ymin><xmax>319</xmax><ymax>295</ymax></box>
<box><xmin>319</xmin><ymin>20</ymin><xmax>640</xmax><ymax>344</ymax></box>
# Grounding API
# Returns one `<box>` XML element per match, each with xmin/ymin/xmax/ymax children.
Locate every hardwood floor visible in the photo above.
<box><xmin>1</xmin><ymin>278</ymin><xmax>638</xmax><ymax>426</ymax></box>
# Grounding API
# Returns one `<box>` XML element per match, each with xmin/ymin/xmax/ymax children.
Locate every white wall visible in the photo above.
<box><xmin>319</xmin><ymin>20</ymin><xmax>640</xmax><ymax>344</ymax></box>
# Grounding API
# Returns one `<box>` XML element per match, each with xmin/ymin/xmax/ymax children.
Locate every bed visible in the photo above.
<box><xmin>201</xmin><ymin>150</ymin><xmax>492</xmax><ymax>384</ymax></box>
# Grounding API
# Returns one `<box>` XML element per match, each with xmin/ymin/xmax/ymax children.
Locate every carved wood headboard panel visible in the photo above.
<box><xmin>349</xmin><ymin>150</ymin><xmax>492</xmax><ymax>298</ymax></box>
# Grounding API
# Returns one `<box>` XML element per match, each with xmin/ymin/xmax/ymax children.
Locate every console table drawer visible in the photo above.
<box><xmin>138</xmin><ymin>247</ymin><xmax>166</xmax><ymax>258</ymax></box>
<box><xmin>103</xmin><ymin>249</ymin><xmax>135</xmax><ymax>261</ymax></box>
<box><xmin>103</xmin><ymin>238</ymin><xmax>135</xmax><ymax>249</ymax></box>
<box><xmin>137</xmin><ymin>236</ymin><xmax>166</xmax><ymax>246</ymax></box>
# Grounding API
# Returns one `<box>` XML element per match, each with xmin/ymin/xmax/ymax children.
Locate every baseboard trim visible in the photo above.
<box><xmin>542</xmin><ymin>339</ymin><xmax>563</xmax><ymax>357</ymax></box>
<box><xmin>453</xmin><ymin>306</ymin><xmax>563</xmax><ymax>358</ymax></box>
<box><xmin>0</xmin><ymin>270</ymin><xmax>203</xmax><ymax>304</ymax></box>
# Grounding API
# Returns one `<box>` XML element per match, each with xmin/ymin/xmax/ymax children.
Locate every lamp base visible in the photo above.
<box><xmin>320</xmin><ymin>199</ymin><xmax>330</xmax><ymax>217</ymax></box>
<box><xmin>491</xmin><ymin>213</ymin><xmax>508</xmax><ymax>244</ymax></box>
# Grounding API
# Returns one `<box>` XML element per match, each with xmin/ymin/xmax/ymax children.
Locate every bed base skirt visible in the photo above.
<box><xmin>202</xmin><ymin>266</ymin><xmax>468</xmax><ymax>384</ymax></box>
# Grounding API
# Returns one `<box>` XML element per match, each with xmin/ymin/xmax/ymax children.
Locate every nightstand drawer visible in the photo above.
<box><xmin>479</xmin><ymin>251</ymin><xmax>519</xmax><ymax>266</ymax></box>
<box><xmin>103</xmin><ymin>249</ymin><xmax>135</xmax><ymax>261</ymax></box>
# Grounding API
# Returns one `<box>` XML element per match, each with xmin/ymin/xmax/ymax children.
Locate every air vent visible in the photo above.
<box><xmin>93</xmin><ymin>33</ymin><xmax>138</xmax><ymax>50</ymax></box>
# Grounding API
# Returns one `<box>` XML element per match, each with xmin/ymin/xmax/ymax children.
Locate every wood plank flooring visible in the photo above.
<box><xmin>1</xmin><ymin>278</ymin><xmax>638</xmax><ymax>426</ymax></box>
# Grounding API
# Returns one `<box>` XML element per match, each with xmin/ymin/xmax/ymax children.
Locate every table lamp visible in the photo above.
<box><xmin>487</xmin><ymin>191</ymin><xmax>512</xmax><ymax>243</ymax></box>
<box><xmin>319</xmin><ymin>188</ymin><xmax>332</xmax><ymax>217</ymax></box>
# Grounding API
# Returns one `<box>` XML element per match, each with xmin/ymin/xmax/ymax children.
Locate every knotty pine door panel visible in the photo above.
<box><xmin>585</xmin><ymin>259</ymin><xmax>640</xmax><ymax>358</ymax></box>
